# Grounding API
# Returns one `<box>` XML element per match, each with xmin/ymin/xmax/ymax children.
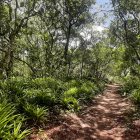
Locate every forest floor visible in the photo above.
<box><xmin>29</xmin><ymin>84</ymin><xmax>140</xmax><ymax>140</ymax></box>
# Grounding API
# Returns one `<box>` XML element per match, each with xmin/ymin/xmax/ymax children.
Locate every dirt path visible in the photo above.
<box><xmin>30</xmin><ymin>84</ymin><xmax>140</xmax><ymax>140</ymax></box>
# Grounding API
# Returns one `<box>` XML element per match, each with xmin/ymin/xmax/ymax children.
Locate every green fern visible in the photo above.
<box><xmin>0</xmin><ymin>101</ymin><xmax>30</xmax><ymax>139</ymax></box>
<box><xmin>23</xmin><ymin>104</ymin><xmax>48</xmax><ymax>124</ymax></box>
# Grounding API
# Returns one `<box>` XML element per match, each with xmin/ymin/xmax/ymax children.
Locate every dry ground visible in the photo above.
<box><xmin>29</xmin><ymin>84</ymin><xmax>140</xmax><ymax>140</ymax></box>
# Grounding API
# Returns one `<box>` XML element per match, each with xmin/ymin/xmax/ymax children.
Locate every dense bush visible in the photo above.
<box><xmin>122</xmin><ymin>76</ymin><xmax>140</xmax><ymax>94</ymax></box>
<box><xmin>0</xmin><ymin>78</ymin><xmax>99</xmax><ymax>111</ymax></box>
<box><xmin>0</xmin><ymin>77</ymin><xmax>101</xmax><ymax>139</ymax></box>
<box><xmin>31</xmin><ymin>77</ymin><xmax>63</xmax><ymax>92</ymax></box>
<box><xmin>120</xmin><ymin>76</ymin><xmax>140</xmax><ymax>106</ymax></box>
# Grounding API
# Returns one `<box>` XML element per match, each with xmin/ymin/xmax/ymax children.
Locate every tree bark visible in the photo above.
<box><xmin>64</xmin><ymin>24</ymin><xmax>71</xmax><ymax>65</ymax></box>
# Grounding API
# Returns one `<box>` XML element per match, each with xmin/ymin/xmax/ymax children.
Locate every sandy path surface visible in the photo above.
<box><xmin>30</xmin><ymin>84</ymin><xmax>140</xmax><ymax>140</ymax></box>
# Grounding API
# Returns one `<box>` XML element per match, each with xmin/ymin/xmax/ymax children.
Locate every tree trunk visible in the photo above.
<box><xmin>5</xmin><ymin>37</ymin><xmax>15</xmax><ymax>78</ymax></box>
<box><xmin>64</xmin><ymin>24</ymin><xmax>71</xmax><ymax>65</ymax></box>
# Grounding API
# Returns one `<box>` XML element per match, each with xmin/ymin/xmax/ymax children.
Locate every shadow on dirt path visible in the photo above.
<box><xmin>30</xmin><ymin>84</ymin><xmax>140</xmax><ymax>140</ymax></box>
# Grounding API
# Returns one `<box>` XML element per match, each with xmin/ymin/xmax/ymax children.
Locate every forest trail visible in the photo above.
<box><xmin>30</xmin><ymin>84</ymin><xmax>140</xmax><ymax>140</ymax></box>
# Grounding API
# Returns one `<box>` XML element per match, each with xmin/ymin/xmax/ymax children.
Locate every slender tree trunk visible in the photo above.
<box><xmin>67</xmin><ymin>57</ymin><xmax>71</xmax><ymax>78</ymax></box>
<box><xmin>80</xmin><ymin>58</ymin><xmax>84</xmax><ymax>79</ymax></box>
<box><xmin>64</xmin><ymin>24</ymin><xmax>71</xmax><ymax>65</ymax></box>
<box><xmin>0</xmin><ymin>62</ymin><xmax>4</xmax><ymax>79</ymax></box>
<box><xmin>64</xmin><ymin>24</ymin><xmax>72</xmax><ymax>78</ymax></box>
<box><xmin>80</xmin><ymin>47</ymin><xmax>86</xmax><ymax>79</ymax></box>
<box><xmin>5</xmin><ymin>40</ymin><xmax>14</xmax><ymax>78</ymax></box>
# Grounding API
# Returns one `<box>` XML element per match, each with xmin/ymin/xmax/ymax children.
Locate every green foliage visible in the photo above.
<box><xmin>0</xmin><ymin>4</ymin><xmax>9</xmax><ymax>33</ymax></box>
<box><xmin>33</xmin><ymin>90</ymin><xmax>59</xmax><ymax>107</ymax></box>
<box><xmin>31</xmin><ymin>77</ymin><xmax>63</xmax><ymax>92</ymax></box>
<box><xmin>63</xmin><ymin>80</ymin><xmax>96</xmax><ymax>110</ymax></box>
<box><xmin>78</xmin><ymin>83</ymin><xmax>95</xmax><ymax>101</ymax></box>
<box><xmin>1</xmin><ymin>78</ymin><xmax>29</xmax><ymax>96</ymax></box>
<box><xmin>64</xmin><ymin>87</ymin><xmax>79</xmax><ymax>97</ymax></box>
<box><xmin>122</xmin><ymin>76</ymin><xmax>140</xmax><ymax>94</ymax></box>
<box><xmin>0</xmin><ymin>101</ymin><xmax>30</xmax><ymax>139</ymax></box>
<box><xmin>6</xmin><ymin>121</ymin><xmax>30</xmax><ymax>140</ymax></box>
<box><xmin>0</xmin><ymin>0</ymin><xmax>121</xmax><ymax>138</ymax></box>
<box><xmin>24</xmin><ymin>88</ymin><xmax>60</xmax><ymax>108</ymax></box>
<box><xmin>61</xmin><ymin>96</ymin><xmax>80</xmax><ymax>111</ymax></box>
<box><xmin>131</xmin><ymin>89</ymin><xmax>140</xmax><ymax>105</ymax></box>
<box><xmin>65</xmin><ymin>80</ymin><xmax>82</xmax><ymax>88</ymax></box>
<box><xmin>118</xmin><ymin>75</ymin><xmax>140</xmax><ymax>106</ymax></box>
<box><xmin>0</xmin><ymin>76</ymin><xmax>102</xmax><ymax>140</ymax></box>
<box><xmin>23</xmin><ymin>104</ymin><xmax>48</xmax><ymax>124</ymax></box>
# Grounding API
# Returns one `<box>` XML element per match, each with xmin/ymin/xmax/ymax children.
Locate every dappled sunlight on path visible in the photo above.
<box><xmin>30</xmin><ymin>84</ymin><xmax>140</xmax><ymax>140</ymax></box>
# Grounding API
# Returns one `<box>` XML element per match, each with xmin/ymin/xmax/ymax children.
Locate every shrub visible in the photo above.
<box><xmin>0</xmin><ymin>101</ymin><xmax>30</xmax><ymax>139</ymax></box>
<box><xmin>31</xmin><ymin>77</ymin><xmax>62</xmax><ymax>91</ymax></box>
<box><xmin>31</xmin><ymin>78</ymin><xmax>47</xmax><ymax>89</ymax></box>
<box><xmin>23</xmin><ymin>104</ymin><xmax>48</xmax><ymax>124</ymax></box>
<box><xmin>63</xmin><ymin>82</ymin><xmax>96</xmax><ymax>102</ymax></box>
<box><xmin>62</xmin><ymin>81</ymin><xmax>96</xmax><ymax>110</ymax></box>
<box><xmin>78</xmin><ymin>84</ymin><xmax>94</xmax><ymax>101</ymax></box>
<box><xmin>0</xmin><ymin>77</ymin><xmax>100</xmax><ymax>128</ymax></box>
<box><xmin>0</xmin><ymin>77</ymin><xmax>102</xmax><ymax>139</ymax></box>
<box><xmin>131</xmin><ymin>89</ymin><xmax>140</xmax><ymax>105</ymax></box>
<box><xmin>0</xmin><ymin>79</ymin><xmax>26</xmax><ymax>104</ymax></box>
<box><xmin>63</xmin><ymin>87</ymin><xmax>79</xmax><ymax>97</ymax></box>
<box><xmin>64</xmin><ymin>80</ymin><xmax>82</xmax><ymax>89</ymax></box>
<box><xmin>2</xmin><ymin>80</ymin><xmax>24</xmax><ymax>95</ymax></box>
<box><xmin>34</xmin><ymin>93</ymin><xmax>57</xmax><ymax>107</ymax></box>
<box><xmin>24</xmin><ymin>88</ymin><xmax>60</xmax><ymax>107</ymax></box>
<box><xmin>122</xmin><ymin>76</ymin><xmax>140</xmax><ymax>94</ymax></box>
<box><xmin>61</xmin><ymin>96</ymin><xmax>80</xmax><ymax>111</ymax></box>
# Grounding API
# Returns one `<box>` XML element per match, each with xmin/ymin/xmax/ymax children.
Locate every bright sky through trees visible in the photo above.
<box><xmin>93</xmin><ymin>0</ymin><xmax>113</xmax><ymax>27</ymax></box>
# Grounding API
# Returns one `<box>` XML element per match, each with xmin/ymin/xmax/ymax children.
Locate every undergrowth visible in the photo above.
<box><xmin>0</xmin><ymin>77</ymin><xmax>103</xmax><ymax>139</ymax></box>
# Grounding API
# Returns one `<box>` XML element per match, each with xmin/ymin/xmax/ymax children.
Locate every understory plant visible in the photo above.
<box><xmin>0</xmin><ymin>101</ymin><xmax>30</xmax><ymax>140</ymax></box>
<box><xmin>0</xmin><ymin>77</ymin><xmax>101</xmax><ymax>139</ymax></box>
<box><xmin>131</xmin><ymin>89</ymin><xmax>140</xmax><ymax>105</ymax></box>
